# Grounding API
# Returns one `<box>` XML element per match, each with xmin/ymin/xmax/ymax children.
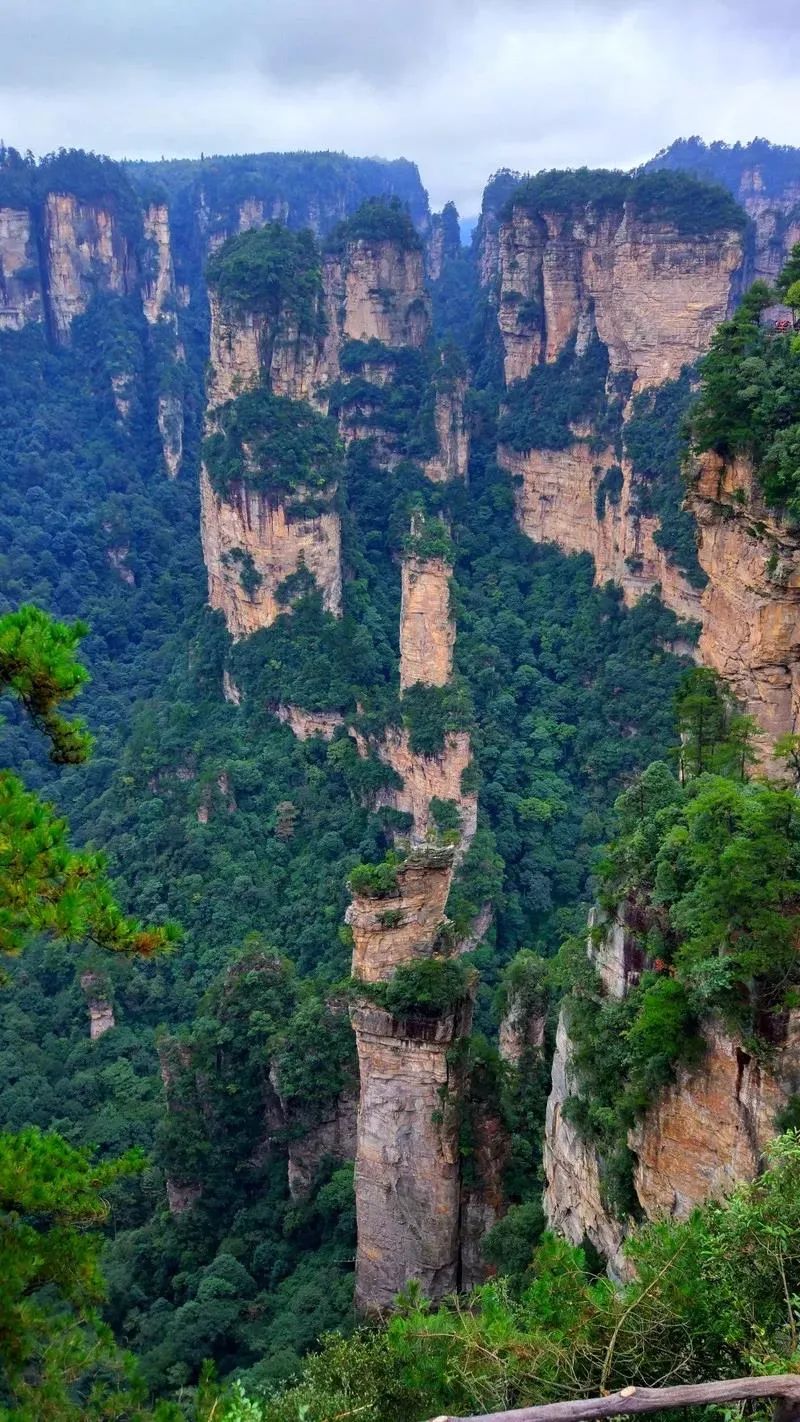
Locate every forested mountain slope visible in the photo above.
<box><xmin>4</xmin><ymin>140</ymin><xmax>796</xmax><ymax>1411</ymax></box>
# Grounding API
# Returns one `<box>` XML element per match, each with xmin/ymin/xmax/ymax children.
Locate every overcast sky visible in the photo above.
<box><xmin>2</xmin><ymin>0</ymin><xmax>799</xmax><ymax>215</ymax></box>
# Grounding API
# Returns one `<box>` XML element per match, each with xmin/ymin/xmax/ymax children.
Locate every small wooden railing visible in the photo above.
<box><xmin>430</xmin><ymin>1375</ymin><xmax>800</xmax><ymax>1422</ymax></box>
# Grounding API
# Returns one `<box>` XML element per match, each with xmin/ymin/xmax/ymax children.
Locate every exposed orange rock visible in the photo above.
<box><xmin>43</xmin><ymin>193</ymin><xmax>137</xmax><ymax>341</ymax></box>
<box><xmin>142</xmin><ymin>202</ymin><xmax>176</xmax><ymax>325</ymax></box>
<box><xmin>347</xmin><ymin>845</ymin><xmax>454</xmax><ymax>984</ymax></box>
<box><xmin>399</xmin><ymin>555</ymin><xmax>455</xmax><ymax>690</ymax></box>
<box><xmin>689</xmin><ymin>451</ymin><xmax>800</xmax><ymax>767</ymax></box>
<box><xmin>424</xmin><ymin>379</ymin><xmax>470</xmax><ymax>483</ymax></box>
<box><xmin>633</xmin><ymin>1018</ymin><xmax>800</xmax><ymax>1220</ymax></box>
<box><xmin>503</xmin><ymin>440</ymin><xmax>704</xmax><ymax>623</ymax></box>
<box><xmin>0</xmin><ymin>207</ymin><xmax>43</xmax><ymax>329</ymax></box>
<box><xmin>326</xmin><ymin>239</ymin><xmax>430</xmax><ymax>349</ymax></box>
<box><xmin>367</xmin><ymin>725</ymin><xmax>477</xmax><ymax>848</ymax></box>
<box><xmin>273</xmin><ymin>704</ymin><xmax>345</xmax><ymax>741</ymax></box>
<box><xmin>543</xmin><ymin>1010</ymin><xmax>631</xmax><ymax>1277</ymax></box>
<box><xmin>495</xmin><ymin>203</ymin><xmax>743</xmax><ymax>389</ymax></box>
<box><xmin>200</xmin><ymin>470</ymin><xmax>342</xmax><ymax>639</ymax></box>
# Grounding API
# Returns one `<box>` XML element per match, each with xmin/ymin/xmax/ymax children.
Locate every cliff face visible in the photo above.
<box><xmin>348</xmin><ymin>845</ymin><xmax>476</xmax><ymax>1311</ymax></box>
<box><xmin>736</xmin><ymin>167</ymin><xmax>800</xmax><ymax>283</ymax></box>
<box><xmin>689</xmin><ymin>451</ymin><xmax>800</xmax><ymax>762</ymax></box>
<box><xmin>206</xmin><ymin>287</ymin><xmax>334</xmax><ymax>410</ymax></box>
<box><xmin>80</xmin><ymin>971</ymin><xmax>115</xmax><ymax>1040</ymax></box>
<box><xmin>503</xmin><ymin>440</ymin><xmax>703</xmax><ymax>622</ymax></box>
<box><xmin>543</xmin><ymin>910</ymin><xmax>800</xmax><ymax>1275</ymax></box>
<box><xmin>424</xmin><ymin>379</ymin><xmax>470</xmax><ymax>483</ymax></box>
<box><xmin>370</xmin><ymin>726</ymin><xmax>477</xmax><ymax>847</ymax></box>
<box><xmin>43</xmin><ymin>193</ymin><xmax>138</xmax><ymax>341</ymax></box>
<box><xmin>493</xmin><ymin>204</ymin><xmax>743</xmax><ymax>390</ymax></box>
<box><xmin>487</xmin><ymin>197</ymin><xmax>743</xmax><ymax>623</ymax></box>
<box><xmin>0</xmin><ymin>207</ymin><xmax>42</xmax><ymax>329</ymax></box>
<box><xmin>327</xmin><ymin>239</ymin><xmax>429</xmax><ymax>349</ymax></box>
<box><xmin>200</xmin><ymin>470</ymin><xmax>342</xmax><ymax>639</ymax></box>
<box><xmin>399</xmin><ymin>554</ymin><xmax>454</xmax><ymax>690</ymax></box>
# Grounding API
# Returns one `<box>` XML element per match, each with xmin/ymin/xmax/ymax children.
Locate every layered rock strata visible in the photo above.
<box><xmin>689</xmin><ymin>451</ymin><xmax>800</xmax><ymax>764</ymax></box>
<box><xmin>543</xmin><ymin>908</ymin><xmax>800</xmax><ymax>1276</ymax></box>
<box><xmin>491</xmin><ymin>201</ymin><xmax>744</xmax><ymax>390</ymax></box>
<box><xmin>503</xmin><ymin>440</ymin><xmax>703</xmax><ymax>622</ymax></box>
<box><xmin>348</xmin><ymin>845</ymin><xmax>477</xmax><ymax>1310</ymax></box>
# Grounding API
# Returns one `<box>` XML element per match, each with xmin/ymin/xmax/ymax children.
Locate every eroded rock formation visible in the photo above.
<box><xmin>544</xmin><ymin>907</ymin><xmax>800</xmax><ymax>1275</ymax></box>
<box><xmin>0</xmin><ymin>207</ymin><xmax>42</xmax><ymax>329</ymax></box>
<box><xmin>43</xmin><ymin>192</ymin><xmax>138</xmax><ymax>341</ymax></box>
<box><xmin>689</xmin><ymin>451</ymin><xmax>800</xmax><ymax>764</ymax></box>
<box><xmin>348</xmin><ymin>844</ymin><xmax>475</xmax><ymax>1310</ymax></box>
<box><xmin>399</xmin><ymin>553</ymin><xmax>455</xmax><ymax>690</ymax></box>
<box><xmin>424</xmin><ymin>378</ymin><xmax>470</xmax><ymax>483</ymax></box>
<box><xmin>490</xmin><ymin>200</ymin><xmax>743</xmax><ymax>390</ymax></box>
<box><xmin>503</xmin><ymin>440</ymin><xmax>703</xmax><ymax>621</ymax></box>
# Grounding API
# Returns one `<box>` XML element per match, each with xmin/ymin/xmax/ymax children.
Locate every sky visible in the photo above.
<box><xmin>2</xmin><ymin>0</ymin><xmax>800</xmax><ymax>215</ymax></box>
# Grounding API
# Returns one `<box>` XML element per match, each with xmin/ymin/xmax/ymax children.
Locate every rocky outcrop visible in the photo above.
<box><xmin>424</xmin><ymin>379</ymin><xmax>470</xmax><ymax>483</ymax></box>
<box><xmin>352</xmin><ymin>998</ymin><xmax>471</xmax><ymax>1310</ymax></box>
<box><xmin>200</xmin><ymin>470</ymin><xmax>342</xmax><ymax>639</ymax></box>
<box><xmin>689</xmin><ymin>451</ymin><xmax>800</xmax><ymax>765</ymax></box>
<box><xmin>80</xmin><ymin>971</ymin><xmax>116</xmax><ymax>1040</ymax></box>
<box><xmin>503</xmin><ymin>441</ymin><xmax>704</xmax><ymax>622</ymax></box>
<box><xmin>492</xmin><ymin>202</ymin><xmax>743</xmax><ymax>390</ymax></box>
<box><xmin>633</xmin><ymin>1018</ymin><xmax>800</xmax><ymax>1220</ymax></box>
<box><xmin>368</xmin><ymin>726</ymin><xmax>477</xmax><ymax>847</ymax></box>
<box><xmin>347</xmin><ymin>845</ymin><xmax>455</xmax><ymax>984</ymax></box>
<box><xmin>399</xmin><ymin>554</ymin><xmax>455</xmax><ymax>690</ymax></box>
<box><xmin>206</xmin><ymin>287</ymin><xmax>334</xmax><ymax>410</ymax></box>
<box><xmin>349</xmin><ymin>845</ymin><xmax>466</xmax><ymax>1311</ymax></box>
<box><xmin>142</xmin><ymin>202</ymin><xmax>176</xmax><ymax>325</ymax></box>
<box><xmin>327</xmin><ymin>239</ymin><xmax>430</xmax><ymax>349</ymax></box>
<box><xmin>285</xmin><ymin>1088</ymin><xmax>358</xmax><ymax>1201</ymax></box>
<box><xmin>0</xmin><ymin>207</ymin><xmax>43</xmax><ymax>329</ymax></box>
<box><xmin>426</xmin><ymin>202</ymin><xmax>461</xmax><ymax>282</ymax></box>
<box><xmin>544</xmin><ymin>907</ymin><xmax>800</xmax><ymax>1275</ymax></box>
<box><xmin>42</xmin><ymin>192</ymin><xmax>137</xmax><ymax>341</ymax></box>
<box><xmin>157</xmin><ymin>392</ymin><xmax>184</xmax><ymax>478</ymax></box>
<box><xmin>543</xmin><ymin>1010</ymin><xmax>630</xmax><ymax>1274</ymax></box>
<box><xmin>736</xmin><ymin>167</ymin><xmax>800</xmax><ymax>283</ymax></box>
<box><xmin>273</xmin><ymin>704</ymin><xmax>345</xmax><ymax>741</ymax></box>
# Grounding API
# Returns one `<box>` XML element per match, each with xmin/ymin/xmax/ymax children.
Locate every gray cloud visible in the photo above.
<box><xmin>1</xmin><ymin>0</ymin><xmax>799</xmax><ymax>214</ymax></box>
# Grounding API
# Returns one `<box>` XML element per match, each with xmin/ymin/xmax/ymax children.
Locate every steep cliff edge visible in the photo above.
<box><xmin>544</xmin><ymin>761</ymin><xmax>800</xmax><ymax>1274</ymax></box>
<box><xmin>487</xmin><ymin>171</ymin><xmax>745</xmax><ymax>623</ymax></box>
<box><xmin>43</xmin><ymin>192</ymin><xmax>139</xmax><ymax>341</ymax></box>
<box><xmin>201</xmin><ymin>224</ymin><xmax>344</xmax><ymax>636</ymax></box>
<box><xmin>347</xmin><ymin>846</ymin><xmax>474</xmax><ymax>1310</ymax></box>
<box><xmin>0</xmin><ymin>207</ymin><xmax>42</xmax><ymax>329</ymax></box>
<box><xmin>688</xmin><ymin>451</ymin><xmax>800</xmax><ymax>760</ymax></box>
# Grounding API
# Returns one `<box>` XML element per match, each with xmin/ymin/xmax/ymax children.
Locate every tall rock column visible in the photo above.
<box><xmin>348</xmin><ymin>845</ymin><xmax>474</xmax><ymax>1311</ymax></box>
<box><xmin>200</xmin><ymin>224</ymin><xmax>343</xmax><ymax>638</ymax></box>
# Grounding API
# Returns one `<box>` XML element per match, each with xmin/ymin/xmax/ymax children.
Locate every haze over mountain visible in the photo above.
<box><xmin>3</xmin><ymin>0</ymin><xmax>800</xmax><ymax>212</ymax></box>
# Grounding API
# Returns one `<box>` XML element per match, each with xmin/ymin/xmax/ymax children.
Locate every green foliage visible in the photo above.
<box><xmin>675</xmin><ymin>666</ymin><xmax>758</xmax><ymax>779</ymax></box>
<box><xmin>250</xmin><ymin>1134</ymin><xmax>800</xmax><ymax>1421</ymax></box>
<box><xmin>401</xmin><ymin>681</ymin><xmax>473</xmax><ymax>756</ymax></box>
<box><xmin>327</xmin><ymin>196</ymin><xmax>422</xmax><ymax>252</ymax></box>
<box><xmin>0</xmin><ymin>1126</ymin><xmax>151</xmax><ymax>1418</ymax></box>
<box><xmin>403</xmin><ymin>514</ymin><xmax>455</xmax><ymax>563</ymax></box>
<box><xmin>497</xmin><ymin>336</ymin><xmax>612</xmax><ymax>451</ymax></box>
<box><xmin>593</xmin><ymin>463</ymin><xmax>624</xmax><ymax>521</ymax></box>
<box><xmin>624</xmin><ymin>369</ymin><xmax>707</xmax><ymax>586</ymax></box>
<box><xmin>348</xmin><ymin>852</ymin><xmax>403</xmax><ymax>898</ymax></box>
<box><xmin>206</xmin><ymin>224</ymin><xmax>324</xmax><ymax>334</ymax></box>
<box><xmin>203</xmin><ymin>389</ymin><xmax>343</xmax><ymax>498</ymax></box>
<box><xmin>689</xmin><ymin>253</ymin><xmax>800</xmax><ymax>512</ymax></box>
<box><xmin>506</xmin><ymin>167</ymin><xmax>747</xmax><ymax>235</ymax></box>
<box><xmin>376</xmin><ymin>956</ymin><xmax>471</xmax><ymax>1019</ymax></box>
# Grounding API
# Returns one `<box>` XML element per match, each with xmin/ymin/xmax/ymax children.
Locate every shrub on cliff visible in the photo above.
<box><xmin>505</xmin><ymin>167</ymin><xmax>746</xmax><ymax>236</ymax></box>
<box><xmin>326</xmin><ymin>196</ymin><xmax>422</xmax><ymax>252</ymax></box>
<box><xmin>206</xmin><ymin>223</ymin><xmax>324</xmax><ymax>333</ymax></box>
<box><xmin>203</xmin><ymin>389</ymin><xmax>344</xmax><ymax>498</ymax></box>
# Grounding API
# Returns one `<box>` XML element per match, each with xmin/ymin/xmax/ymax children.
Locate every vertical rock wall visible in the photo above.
<box><xmin>0</xmin><ymin>207</ymin><xmax>43</xmax><ymax>329</ymax></box>
<box><xmin>348</xmin><ymin>845</ymin><xmax>476</xmax><ymax>1311</ymax></box>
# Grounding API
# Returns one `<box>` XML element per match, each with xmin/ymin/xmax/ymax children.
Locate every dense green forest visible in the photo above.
<box><xmin>0</xmin><ymin>144</ymin><xmax>776</xmax><ymax>1417</ymax></box>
